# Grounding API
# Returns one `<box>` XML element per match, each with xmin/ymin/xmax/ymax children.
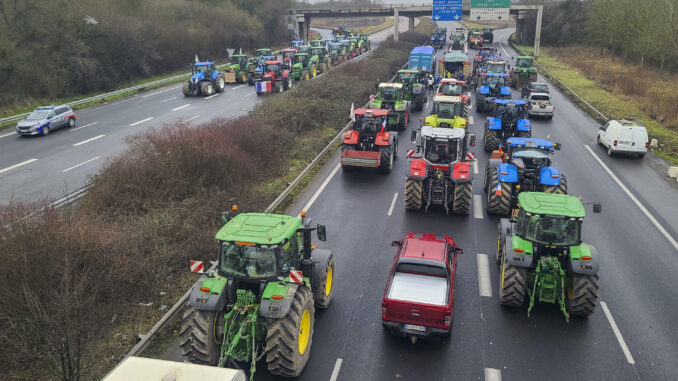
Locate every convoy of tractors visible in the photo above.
<box><xmin>173</xmin><ymin>23</ymin><xmax>599</xmax><ymax>381</ymax></box>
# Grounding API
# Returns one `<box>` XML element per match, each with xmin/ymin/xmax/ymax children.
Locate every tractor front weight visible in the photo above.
<box><xmin>218</xmin><ymin>289</ymin><xmax>263</xmax><ymax>381</ymax></box>
<box><xmin>528</xmin><ymin>256</ymin><xmax>569</xmax><ymax>322</ymax></box>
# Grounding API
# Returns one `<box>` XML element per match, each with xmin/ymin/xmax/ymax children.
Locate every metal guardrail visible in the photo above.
<box><xmin>509</xmin><ymin>39</ymin><xmax>609</xmax><ymax>123</ymax></box>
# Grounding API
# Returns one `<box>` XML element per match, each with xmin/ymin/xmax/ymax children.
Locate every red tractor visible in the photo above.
<box><xmin>255</xmin><ymin>60</ymin><xmax>292</xmax><ymax>95</ymax></box>
<box><xmin>282</xmin><ymin>48</ymin><xmax>297</xmax><ymax>70</ymax></box>
<box><xmin>341</xmin><ymin>108</ymin><xmax>398</xmax><ymax>173</ymax></box>
<box><xmin>404</xmin><ymin>126</ymin><xmax>476</xmax><ymax>215</ymax></box>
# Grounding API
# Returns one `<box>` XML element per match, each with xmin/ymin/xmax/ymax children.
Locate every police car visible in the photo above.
<box><xmin>16</xmin><ymin>105</ymin><xmax>76</xmax><ymax>136</ymax></box>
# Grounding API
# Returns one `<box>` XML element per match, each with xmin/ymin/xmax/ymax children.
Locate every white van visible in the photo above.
<box><xmin>597</xmin><ymin>119</ymin><xmax>648</xmax><ymax>157</ymax></box>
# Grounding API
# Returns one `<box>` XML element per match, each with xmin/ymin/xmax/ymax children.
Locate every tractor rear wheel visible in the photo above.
<box><xmin>265</xmin><ymin>287</ymin><xmax>315</xmax><ymax>377</ymax></box>
<box><xmin>239</xmin><ymin>71</ymin><xmax>247</xmax><ymax>83</ymax></box>
<box><xmin>413</xmin><ymin>94</ymin><xmax>424</xmax><ymax>111</ymax></box>
<box><xmin>200</xmin><ymin>81</ymin><xmax>214</xmax><ymax>96</ymax></box>
<box><xmin>341</xmin><ymin>144</ymin><xmax>357</xmax><ymax>171</ymax></box>
<box><xmin>215</xmin><ymin>75</ymin><xmax>226</xmax><ymax>92</ymax></box>
<box><xmin>182</xmin><ymin>81</ymin><xmax>192</xmax><ymax>96</ymax></box>
<box><xmin>312</xmin><ymin>251</ymin><xmax>336</xmax><ymax>309</ymax></box>
<box><xmin>452</xmin><ymin>182</ymin><xmax>473</xmax><ymax>215</ymax></box>
<box><xmin>517</xmin><ymin>130</ymin><xmax>531</xmax><ymax>138</ymax></box>
<box><xmin>486</xmin><ymin>170</ymin><xmax>511</xmax><ymax>215</ymax></box>
<box><xmin>404</xmin><ymin>178</ymin><xmax>423</xmax><ymax>210</ymax></box>
<box><xmin>543</xmin><ymin>174</ymin><xmax>567</xmax><ymax>194</ymax></box>
<box><xmin>320</xmin><ymin>62</ymin><xmax>328</xmax><ymax>73</ymax></box>
<box><xmin>378</xmin><ymin>145</ymin><xmax>394</xmax><ymax>173</ymax></box>
<box><xmin>498</xmin><ymin>255</ymin><xmax>526</xmax><ymax>308</ymax></box>
<box><xmin>483</xmin><ymin>129</ymin><xmax>499</xmax><ymax>152</ymax></box>
<box><xmin>566</xmin><ymin>274</ymin><xmax>599</xmax><ymax>317</ymax></box>
<box><xmin>179</xmin><ymin>305</ymin><xmax>222</xmax><ymax>365</ymax></box>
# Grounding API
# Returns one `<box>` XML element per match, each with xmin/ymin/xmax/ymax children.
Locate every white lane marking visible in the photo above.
<box><xmin>485</xmin><ymin>368</ymin><xmax>502</xmax><ymax>381</ymax></box>
<box><xmin>172</xmin><ymin>104</ymin><xmax>191</xmax><ymax>111</ymax></box>
<box><xmin>387</xmin><ymin>192</ymin><xmax>398</xmax><ymax>216</ymax></box>
<box><xmin>469</xmin><ymin>115</ymin><xmax>474</xmax><ymax>125</ymax></box>
<box><xmin>467</xmin><ymin>91</ymin><xmax>472</xmax><ymax>97</ymax></box>
<box><xmin>329</xmin><ymin>358</ymin><xmax>343</xmax><ymax>381</ymax></box>
<box><xmin>69</xmin><ymin>121</ymin><xmax>98</xmax><ymax>131</ymax></box>
<box><xmin>473</xmin><ymin>159</ymin><xmax>479</xmax><ymax>175</ymax></box>
<box><xmin>0</xmin><ymin>132</ymin><xmax>16</xmax><ymax>139</ymax></box>
<box><xmin>601</xmin><ymin>301</ymin><xmax>635</xmax><ymax>364</ymax></box>
<box><xmin>298</xmin><ymin>163</ymin><xmax>341</xmax><ymax>216</ymax></box>
<box><xmin>477</xmin><ymin>254</ymin><xmax>492</xmax><ymax>297</ymax></box>
<box><xmin>142</xmin><ymin>86</ymin><xmax>181</xmax><ymax>98</ymax></box>
<box><xmin>62</xmin><ymin>156</ymin><xmax>100</xmax><ymax>173</ymax></box>
<box><xmin>73</xmin><ymin>134</ymin><xmax>105</xmax><ymax>146</ymax></box>
<box><xmin>161</xmin><ymin>96</ymin><xmax>177</xmax><ymax>103</ymax></box>
<box><xmin>0</xmin><ymin>158</ymin><xmax>38</xmax><ymax>174</ymax></box>
<box><xmin>182</xmin><ymin>115</ymin><xmax>201</xmax><ymax>124</ymax></box>
<box><xmin>498</xmin><ymin>42</ymin><xmax>509</xmax><ymax>57</ymax></box>
<box><xmin>232</xmin><ymin>85</ymin><xmax>244</xmax><ymax>90</ymax></box>
<box><xmin>130</xmin><ymin>117</ymin><xmax>153</xmax><ymax>126</ymax></box>
<box><xmin>245</xmin><ymin>92</ymin><xmax>256</xmax><ymax>98</ymax></box>
<box><xmin>203</xmin><ymin>94</ymin><xmax>220</xmax><ymax>100</ymax></box>
<box><xmin>585</xmin><ymin>145</ymin><xmax>678</xmax><ymax>251</ymax></box>
<box><xmin>473</xmin><ymin>194</ymin><xmax>484</xmax><ymax>219</ymax></box>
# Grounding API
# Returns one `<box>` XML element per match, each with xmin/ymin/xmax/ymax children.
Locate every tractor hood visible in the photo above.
<box><xmin>293</xmin><ymin>63</ymin><xmax>303</xmax><ymax>70</ymax></box>
<box><xmin>191</xmin><ymin>72</ymin><xmax>204</xmax><ymax>84</ymax></box>
<box><xmin>263</xmin><ymin>72</ymin><xmax>275</xmax><ymax>81</ymax></box>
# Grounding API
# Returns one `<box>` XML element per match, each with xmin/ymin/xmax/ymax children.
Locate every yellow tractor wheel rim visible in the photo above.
<box><xmin>325</xmin><ymin>266</ymin><xmax>333</xmax><ymax>296</ymax></box>
<box><xmin>241</xmin><ymin>73</ymin><xmax>247</xmax><ymax>82</ymax></box>
<box><xmin>497</xmin><ymin>235</ymin><xmax>501</xmax><ymax>253</ymax></box>
<box><xmin>312</xmin><ymin>66</ymin><xmax>317</xmax><ymax>77</ymax></box>
<box><xmin>500</xmin><ymin>259</ymin><xmax>506</xmax><ymax>289</ymax></box>
<box><xmin>306</xmin><ymin>72</ymin><xmax>309</xmax><ymax>80</ymax></box>
<box><xmin>298</xmin><ymin>309</ymin><xmax>311</xmax><ymax>355</ymax></box>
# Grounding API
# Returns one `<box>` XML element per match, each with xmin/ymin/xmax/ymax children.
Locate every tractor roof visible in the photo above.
<box><xmin>215</xmin><ymin>213</ymin><xmax>302</xmax><ymax>245</ymax></box>
<box><xmin>440</xmin><ymin>78</ymin><xmax>465</xmax><ymax>85</ymax></box>
<box><xmin>231</xmin><ymin>54</ymin><xmax>247</xmax><ymax>58</ymax></box>
<box><xmin>517</xmin><ymin>55</ymin><xmax>533</xmax><ymax>59</ymax></box>
<box><xmin>283</xmin><ymin>48</ymin><xmax>297</xmax><ymax>52</ymax></box>
<box><xmin>379</xmin><ymin>83</ymin><xmax>404</xmax><ymax>89</ymax></box>
<box><xmin>256</xmin><ymin>48</ymin><xmax>271</xmax><ymax>52</ymax></box>
<box><xmin>518</xmin><ymin>193</ymin><xmax>585</xmax><ymax>218</ymax></box>
<box><xmin>420</xmin><ymin>125</ymin><xmax>465</xmax><ymax>140</ymax></box>
<box><xmin>195</xmin><ymin>62</ymin><xmax>215</xmax><ymax>66</ymax></box>
<box><xmin>354</xmin><ymin>108</ymin><xmax>389</xmax><ymax>117</ymax></box>
<box><xmin>487</xmin><ymin>60</ymin><xmax>506</xmax><ymax>64</ymax></box>
<box><xmin>433</xmin><ymin>95</ymin><xmax>462</xmax><ymax>104</ymax></box>
<box><xmin>483</xmin><ymin>73</ymin><xmax>508</xmax><ymax>77</ymax></box>
<box><xmin>398</xmin><ymin>69</ymin><xmax>418</xmax><ymax>74</ymax></box>
<box><xmin>295</xmin><ymin>52</ymin><xmax>309</xmax><ymax>56</ymax></box>
<box><xmin>506</xmin><ymin>137</ymin><xmax>556</xmax><ymax>150</ymax></box>
<box><xmin>493</xmin><ymin>99</ymin><xmax>527</xmax><ymax>106</ymax></box>
<box><xmin>265</xmin><ymin>60</ymin><xmax>282</xmax><ymax>65</ymax></box>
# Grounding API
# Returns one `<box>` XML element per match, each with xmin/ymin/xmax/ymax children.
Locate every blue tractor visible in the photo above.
<box><xmin>476</xmin><ymin>73</ymin><xmax>512</xmax><ymax>113</ymax></box>
<box><xmin>484</xmin><ymin>137</ymin><xmax>567</xmax><ymax>215</ymax></box>
<box><xmin>248</xmin><ymin>55</ymin><xmax>277</xmax><ymax>85</ymax></box>
<box><xmin>183</xmin><ymin>61</ymin><xmax>226</xmax><ymax>97</ymax></box>
<box><xmin>483</xmin><ymin>99</ymin><xmax>532</xmax><ymax>152</ymax></box>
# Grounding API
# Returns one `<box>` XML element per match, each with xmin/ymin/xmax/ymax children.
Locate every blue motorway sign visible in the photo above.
<box><xmin>433</xmin><ymin>0</ymin><xmax>462</xmax><ymax>21</ymax></box>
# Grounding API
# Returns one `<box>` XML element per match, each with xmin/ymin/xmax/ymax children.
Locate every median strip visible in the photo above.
<box><xmin>0</xmin><ymin>158</ymin><xmax>38</xmax><ymax>174</ymax></box>
<box><xmin>73</xmin><ymin>134</ymin><xmax>105</xmax><ymax>146</ymax></box>
<box><xmin>130</xmin><ymin>117</ymin><xmax>153</xmax><ymax>126</ymax></box>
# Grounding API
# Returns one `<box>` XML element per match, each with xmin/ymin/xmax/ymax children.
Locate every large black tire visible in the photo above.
<box><xmin>510</xmin><ymin>73</ymin><xmax>518</xmax><ymax>89</ymax></box>
<box><xmin>182</xmin><ymin>81</ymin><xmax>192</xmax><ymax>96</ymax></box>
<box><xmin>484</xmin><ymin>129</ymin><xmax>499</xmax><ymax>152</ymax></box>
<box><xmin>452</xmin><ymin>182</ymin><xmax>473</xmax><ymax>215</ymax></box>
<box><xmin>320</xmin><ymin>62</ymin><xmax>328</xmax><ymax>74</ymax></box>
<box><xmin>476</xmin><ymin>97</ymin><xmax>484</xmax><ymax>113</ymax></box>
<box><xmin>543</xmin><ymin>174</ymin><xmax>567</xmax><ymax>194</ymax></box>
<box><xmin>517</xmin><ymin>130</ymin><xmax>531</xmax><ymax>138</ymax></box>
<box><xmin>498</xmin><ymin>256</ymin><xmax>526</xmax><ymax>308</ymax></box>
<box><xmin>486</xmin><ymin>170</ymin><xmax>511</xmax><ymax>215</ymax></box>
<box><xmin>247</xmin><ymin>73</ymin><xmax>255</xmax><ymax>86</ymax></box>
<box><xmin>404</xmin><ymin>178</ymin><xmax>423</xmax><ymax>210</ymax></box>
<box><xmin>215</xmin><ymin>75</ymin><xmax>226</xmax><ymax>92</ymax></box>
<box><xmin>179</xmin><ymin>305</ymin><xmax>222</xmax><ymax>365</ymax></box>
<box><xmin>413</xmin><ymin>94</ymin><xmax>424</xmax><ymax>111</ymax></box>
<box><xmin>378</xmin><ymin>145</ymin><xmax>394</xmax><ymax>173</ymax></box>
<box><xmin>311</xmin><ymin>252</ymin><xmax>336</xmax><ymax>309</ymax></box>
<box><xmin>530</xmin><ymin>71</ymin><xmax>538</xmax><ymax>82</ymax></box>
<box><xmin>200</xmin><ymin>81</ymin><xmax>214</xmax><ymax>96</ymax></box>
<box><xmin>566</xmin><ymin>274</ymin><xmax>599</xmax><ymax>317</ymax></box>
<box><xmin>265</xmin><ymin>287</ymin><xmax>315</xmax><ymax>377</ymax></box>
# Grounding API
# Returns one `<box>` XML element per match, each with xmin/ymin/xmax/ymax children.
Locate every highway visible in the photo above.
<box><xmin>0</xmin><ymin>22</ymin><xmax>406</xmax><ymax>206</ymax></box>
<box><xmin>164</xmin><ymin>24</ymin><xmax>677</xmax><ymax>380</ymax></box>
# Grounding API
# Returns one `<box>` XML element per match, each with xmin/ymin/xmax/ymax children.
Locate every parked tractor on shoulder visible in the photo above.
<box><xmin>424</xmin><ymin>96</ymin><xmax>468</xmax><ymax>128</ymax></box>
<box><xmin>496</xmin><ymin>192</ymin><xmax>600</xmax><ymax>321</ymax></box>
<box><xmin>483</xmin><ymin>99</ymin><xmax>532</xmax><ymax>152</ymax></box>
<box><xmin>511</xmin><ymin>56</ymin><xmax>538</xmax><ymax>89</ymax></box>
<box><xmin>405</xmin><ymin>126</ymin><xmax>476</xmax><ymax>215</ymax></box>
<box><xmin>183</xmin><ymin>61</ymin><xmax>226</xmax><ymax>97</ymax></box>
<box><xmin>476</xmin><ymin>73</ymin><xmax>512</xmax><ymax>113</ymax></box>
<box><xmin>484</xmin><ymin>137</ymin><xmax>566</xmax><ymax>215</ymax></box>
<box><xmin>395</xmin><ymin>69</ymin><xmax>427</xmax><ymax>111</ymax></box>
<box><xmin>341</xmin><ymin>108</ymin><xmax>397</xmax><ymax>173</ymax></box>
<box><xmin>370</xmin><ymin>83</ymin><xmax>411</xmax><ymax>130</ymax></box>
<box><xmin>180</xmin><ymin>210</ymin><xmax>335</xmax><ymax>380</ymax></box>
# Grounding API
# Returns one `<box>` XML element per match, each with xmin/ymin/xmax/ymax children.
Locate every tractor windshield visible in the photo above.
<box><xmin>283</xmin><ymin>51</ymin><xmax>295</xmax><ymax>60</ymax></box>
<box><xmin>265</xmin><ymin>64</ymin><xmax>280</xmax><ymax>73</ymax></box>
<box><xmin>487</xmin><ymin>76</ymin><xmax>506</xmax><ymax>88</ymax></box>
<box><xmin>398</xmin><ymin>73</ymin><xmax>416</xmax><ymax>83</ymax></box>
<box><xmin>219</xmin><ymin>242</ymin><xmax>278</xmax><ymax>278</ymax></box>
<box><xmin>194</xmin><ymin>65</ymin><xmax>210</xmax><ymax>73</ymax></box>
<box><xmin>510</xmin><ymin>149</ymin><xmax>551</xmax><ymax>169</ymax></box>
<box><xmin>471</xmin><ymin>32</ymin><xmax>482</xmax><ymax>38</ymax></box>
<box><xmin>294</xmin><ymin>55</ymin><xmax>308</xmax><ymax>65</ymax></box>
<box><xmin>496</xmin><ymin>104</ymin><xmax>526</xmax><ymax>119</ymax></box>
<box><xmin>486</xmin><ymin>63</ymin><xmax>505</xmax><ymax>73</ymax></box>
<box><xmin>435</xmin><ymin>102</ymin><xmax>462</xmax><ymax>118</ymax></box>
<box><xmin>356</xmin><ymin>117</ymin><xmax>382</xmax><ymax>135</ymax></box>
<box><xmin>380</xmin><ymin>87</ymin><xmax>398</xmax><ymax>101</ymax></box>
<box><xmin>425</xmin><ymin>137</ymin><xmax>459</xmax><ymax>164</ymax></box>
<box><xmin>516</xmin><ymin>57</ymin><xmax>533</xmax><ymax>68</ymax></box>
<box><xmin>523</xmin><ymin>215</ymin><xmax>580</xmax><ymax>246</ymax></box>
<box><xmin>440</xmin><ymin>83</ymin><xmax>463</xmax><ymax>96</ymax></box>
<box><xmin>311</xmin><ymin>48</ymin><xmax>323</xmax><ymax>56</ymax></box>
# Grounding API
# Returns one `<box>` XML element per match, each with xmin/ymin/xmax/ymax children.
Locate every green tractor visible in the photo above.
<box><xmin>180</xmin><ymin>210</ymin><xmax>335</xmax><ymax>380</ymax></box>
<box><xmin>227</xmin><ymin>54</ymin><xmax>250</xmax><ymax>84</ymax></box>
<box><xmin>329</xmin><ymin>42</ymin><xmax>347</xmax><ymax>65</ymax></box>
<box><xmin>291</xmin><ymin>52</ymin><xmax>317</xmax><ymax>80</ymax></box>
<box><xmin>370</xmin><ymin>83</ymin><xmax>411</xmax><ymax>130</ymax></box>
<box><xmin>310</xmin><ymin>46</ymin><xmax>331</xmax><ymax>74</ymax></box>
<box><xmin>395</xmin><ymin>69</ymin><xmax>427</xmax><ymax>112</ymax></box>
<box><xmin>510</xmin><ymin>56</ymin><xmax>538</xmax><ymax>89</ymax></box>
<box><xmin>359</xmin><ymin>34</ymin><xmax>371</xmax><ymax>52</ymax></box>
<box><xmin>349</xmin><ymin>37</ymin><xmax>364</xmax><ymax>55</ymax></box>
<box><xmin>496</xmin><ymin>192</ymin><xmax>600</xmax><ymax>322</ymax></box>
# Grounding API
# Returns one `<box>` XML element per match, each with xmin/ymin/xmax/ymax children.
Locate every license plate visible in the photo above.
<box><xmin>404</xmin><ymin>324</ymin><xmax>426</xmax><ymax>332</ymax></box>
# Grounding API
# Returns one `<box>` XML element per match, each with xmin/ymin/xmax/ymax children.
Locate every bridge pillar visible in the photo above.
<box><xmin>393</xmin><ymin>8</ymin><xmax>400</xmax><ymax>42</ymax></box>
<box><xmin>408</xmin><ymin>17</ymin><xmax>415</xmax><ymax>32</ymax></box>
<box><xmin>304</xmin><ymin>16</ymin><xmax>311</xmax><ymax>42</ymax></box>
<box><xmin>533</xmin><ymin>5</ymin><xmax>542</xmax><ymax>57</ymax></box>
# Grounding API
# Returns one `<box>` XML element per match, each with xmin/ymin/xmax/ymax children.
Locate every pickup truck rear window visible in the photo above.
<box><xmin>388</xmin><ymin>272</ymin><xmax>449</xmax><ymax>305</ymax></box>
<box><xmin>396</xmin><ymin>263</ymin><xmax>447</xmax><ymax>277</ymax></box>
<box><xmin>530</xmin><ymin>95</ymin><xmax>551</xmax><ymax>101</ymax></box>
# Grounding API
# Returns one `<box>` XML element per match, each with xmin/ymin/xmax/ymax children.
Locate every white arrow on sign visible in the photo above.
<box><xmin>454</xmin><ymin>14</ymin><xmax>460</xmax><ymax>20</ymax></box>
<box><xmin>434</xmin><ymin>15</ymin><xmax>441</xmax><ymax>20</ymax></box>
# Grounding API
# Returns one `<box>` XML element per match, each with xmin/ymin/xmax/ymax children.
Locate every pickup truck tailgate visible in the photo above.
<box><xmin>385</xmin><ymin>272</ymin><xmax>449</xmax><ymax>328</ymax></box>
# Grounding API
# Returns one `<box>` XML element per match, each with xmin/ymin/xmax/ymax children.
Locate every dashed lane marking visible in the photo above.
<box><xmin>245</xmin><ymin>92</ymin><xmax>256</xmax><ymax>98</ymax></box>
<box><xmin>298</xmin><ymin>163</ymin><xmax>341</xmax><ymax>216</ymax></box>
<box><xmin>0</xmin><ymin>158</ymin><xmax>38</xmax><ymax>175</ymax></box>
<box><xmin>171</xmin><ymin>104</ymin><xmax>190</xmax><ymax>111</ymax></box>
<box><xmin>69</xmin><ymin>122</ymin><xmax>98</xmax><ymax>131</ymax></box>
<box><xmin>473</xmin><ymin>194</ymin><xmax>484</xmax><ymax>219</ymax></box>
<box><xmin>387</xmin><ymin>192</ymin><xmax>398</xmax><ymax>216</ymax></box>
<box><xmin>130</xmin><ymin>117</ymin><xmax>153</xmax><ymax>126</ymax></box>
<box><xmin>142</xmin><ymin>86</ymin><xmax>181</xmax><ymax>98</ymax></box>
<box><xmin>473</xmin><ymin>159</ymin><xmax>479</xmax><ymax>175</ymax></box>
<box><xmin>73</xmin><ymin>134</ymin><xmax>105</xmax><ymax>146</ymax></box>
<box><xmin>232</xmin><ymin>85</ymin><xmax>244</xmax><ymax>90</ymax></box>
<box><xmin>469</xmin><ymin>115</ymin><xmax>474</xmax><ymax>125</ymax></box>
<box><xmin>203</xmin><ymin>93</ymin><xmax>220</xmax><ymax>100</ymax></box>
<box><xmin>477</xmin><ymin>254</ymin><xmax>492</xmax><ymax>297</ymax></box>
<box><xmin>601</xmin><ymin>301</ymin><xmax>636</xmax><ymax>364</ymax></box>
<box><xmin>485</xmin><ymin>368</ymin><xmax>502</xmax><ymax>381</ymax></box>
<box><xmin>182</xmin><ymin>115</ymin><xmax>201</xmax><ymax>124</ymax></box>
<box><xmin>62</xmin><ymin>156</ymin><xmax>100</xmax><ymax>173</ymax></box>
<box><xmin>329</xmin><ymin>358</ymin><xmax>343</xmax><ymax>381</ymax></box>
<box><xmin>161</xmin><ymin>96</ymin><xmax>177</xmax><ymax>103</ymax></box>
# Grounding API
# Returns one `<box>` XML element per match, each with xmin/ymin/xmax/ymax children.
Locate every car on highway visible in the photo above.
<box><xmin>16</xmin><ymin>105</ymin><xmax>76</xmax><ymax>136</ymax></box>
<box><xmin>521</xmin><ymin>81</ymin><xmax>550</xmax><ymax>98</ymax></box>
<box><xmin>597</xmin><ymin>118</ymin><xmax>649</xmax><ymax>157</ymax></box>
<box><xmin>526</xmin><ymin>92</ymin><xmax>555</xmax><ymax>119</ymax></box>
<box><xmin>382</xmin><ymin>233</ymin><xmax>461</xmax><ymax>341</ymax></box>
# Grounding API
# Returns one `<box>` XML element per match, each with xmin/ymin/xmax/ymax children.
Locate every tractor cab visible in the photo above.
<box><xmin>443</xmin><ymin>51</ymin><xmax>469</xmax><ymax>76</ymax></box>
<box><xmin>230</xmin><ymin>54</ymin><xmax>248</xmax><ymax>68</ymax></box>
<box><xmin>421</xmin><ymin>127</ymin><xmax>465</xmax><ymax>165</ymax></box>
<box><xmin>479</xmin><ymin>73</ymin><xmax>511</xmax><ymax>98</ymax></box>
<box><xmin>353</xmin><ymin>108</ymin><xmax>389</xmax><ymax>134</ymax></box>
<box><xmin>485</xmin><ymin>60</ymin><xmax>508</xmax><ymax>74</ymax></box>
<box><xmin>310</xmin><ymin>47</ymin><xmax>326</xmax><ymax>58</ymax></box>
<box><xmin>491</xmin><ymin>99</ymin><xmax>529</xmax><ymax>121</ymax></box>
<box><xmin>438</xmin><ymin>78</ymin><xmax>467</xmax><ymax>98</ymax></box>
<box><xmin>310</xmin><ymin>39</ymin><xmax>324</xmax><ymax>48</ymax></box>
<box><xmin>511</xmin><ymin>56</ymin><xmax>538</xmax><ymax>89</ymax></box>
<box><xmin>263</xmin><ymin>61</ymin><xmax>283</xmax><ymax>79</ymax></box>
<box><xmin>298</xmin><ymin>45</ymin><xmax>311</xmax><ymax>54</ymax></box>
<box><xmin>192</xmin><ymin>61</ymin><xmax>215</xmax><ymax>78</ymax></box>
<box><xmin>291</xmin><ymin>40</ymin><xmax>304</xmax><ymax>49</ymax></box>
<box><xmin>294</xmin><ymin>53</ymin><xmax>309</xmax><ymax>66</ymax></box>
<box><xmin>376</xmin><ymin>83</ymin><xmax>404</xmax><ymax>104</ymax></box>
<box><xmin>483</xmin><ymin>99</ymin><xmax>532</xmax><ymax>152</ymax></box>
<box><xmin>476</xmin><ymin>47</ymin><xmax>498</xmax><ymax>59</ymax></box>
<box><xmin>255</xmin><ymin>48</ymin><xmax>273</xmax><ymax>58</ymax></box>
<box><xmin>282</xmin><ymin>49</ymin><xmax>297</xmax><ymax>62</ymax></box>
<box><xmin>515</xmin><ymin>56</ymin><xmax>534</xmax><ymax>70</ymax></box>
<box><xmin>425</xmin><ymin>95</ymin><xmax>468</xmax><ymax>128</ymax></box>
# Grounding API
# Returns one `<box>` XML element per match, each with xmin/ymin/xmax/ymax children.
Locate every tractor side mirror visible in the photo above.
<box><xmin>391</xmin><ymin>240</ymin><xmax>401</xmax><ymax>247</ymax></box>
<box><xmin>411</xmin><ymin>130</ymin><xmax>418</xmax><ymax>142</ymax></box>
<box><xmin>554</xmin><ymin>142</ymin><xmax>562</xmax><ymax>150</ymax></box>
<box><xmin>316</xmin><ymin>224</ymin><xmax>327</xmax><ymax>241</ymax></box>
<box><xmin>469</xmin><ymin>133</ymin><xmax>476</xmax><ymax>147</ymax></box>
<box><xmin>592</xmin><ymin>203</ymin><xmax>602</xmax><ymax>213</ymax></box>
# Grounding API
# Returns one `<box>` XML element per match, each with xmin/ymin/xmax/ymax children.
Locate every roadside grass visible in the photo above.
<box><xmin>0</xmin><ymin>30</ymin><xmax>429</xmax><ymax>380</ymax></box>
<box><xmin>516</xmin><ymin>44</ymin><xmax>678</xmax><ymax>163</ymax></box>
<box><xmin>352</xmin><ymin>17</ymin><xmax>395</xmax><ymax>35</ymax></box>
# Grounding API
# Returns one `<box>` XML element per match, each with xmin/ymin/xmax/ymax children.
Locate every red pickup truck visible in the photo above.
<box><xmin>381</xmin><ymin>233</ymin><xmax>461</xmax><ymax>340</ymax></box>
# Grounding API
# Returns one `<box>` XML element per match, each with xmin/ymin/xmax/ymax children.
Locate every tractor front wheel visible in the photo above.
<box><xmin>404</xmin><ymin>178</ymin><xmax>423</xmax><ymax>210</ymax></box>
<box><xmin>543</xmin><ymin>174</ymin><xmax>567</xmax><ymax>194</ymax></box>
<box><xmin>498</xmin><ymin>256</ymin><xmax>526</xmax><ymax>308</ymax></box>
<box><xmin>452</xmin><ymin>182</ymin><xmax>473</xmax><ymax>215</ymax></box>
<box><xmin>182</xmin><ymin>81</ymin><xmax>193</xmax><ymax>96</ymax></box>
<box><xmin>200</xmin><ymin>81</ymin><xmax>214</xmax><ymax>96</ymax></box>
<box><xmin>566</xmin><ymin>274</ymin><xmax>599</xmax><ymax>317</ymax></box>
<box><xmin>486</xmin><ymin>170</ymin><xmax>511</xmax><ymax>215</ymax></box>
<box><xmin>179</xmin><ymin>305</ymin><xmax>222</xmax><ymax>365</ymax></box>
<box><xmin>378</xmin><ymin>145</ymin><xmax>394</xmax><ymax>173</ymax></box>
<box><xmin>312</xmin><ymin>251</ymin><xmax>336</xmax><ymax>308</ymax></box>
<box><xmin>265</xmin><ymin>287</ymin><xmax>315</xmax><ymax>377</ymax></box>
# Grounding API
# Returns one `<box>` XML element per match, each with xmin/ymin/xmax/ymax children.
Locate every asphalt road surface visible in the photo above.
<box><xmin>0</xmin><ymin>21</ymin><xmax>411</xmax><ymax>206</ymax></box>
<box><xmin>165</xmin><ymin>24</ymin><xmax>678</xmax><ymax>381</ymax></box>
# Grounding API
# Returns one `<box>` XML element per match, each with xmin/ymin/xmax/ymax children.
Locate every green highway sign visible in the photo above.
<box><xmin>470</xmin><ymin>0</ymin><xmax>510</xmax><ymax>8</ymax></box>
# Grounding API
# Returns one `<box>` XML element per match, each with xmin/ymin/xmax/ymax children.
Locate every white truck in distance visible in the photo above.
<box><xmin>526</xmin><ymin>92</ymin><xmax>555</xmax><ymax>119</ymax></box>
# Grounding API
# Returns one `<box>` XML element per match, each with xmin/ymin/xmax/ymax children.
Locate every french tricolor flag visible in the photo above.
<box><xmin>256</xmin><ymin>81</ymin><xmax>271</xmax><ymax>93</ymax></box>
